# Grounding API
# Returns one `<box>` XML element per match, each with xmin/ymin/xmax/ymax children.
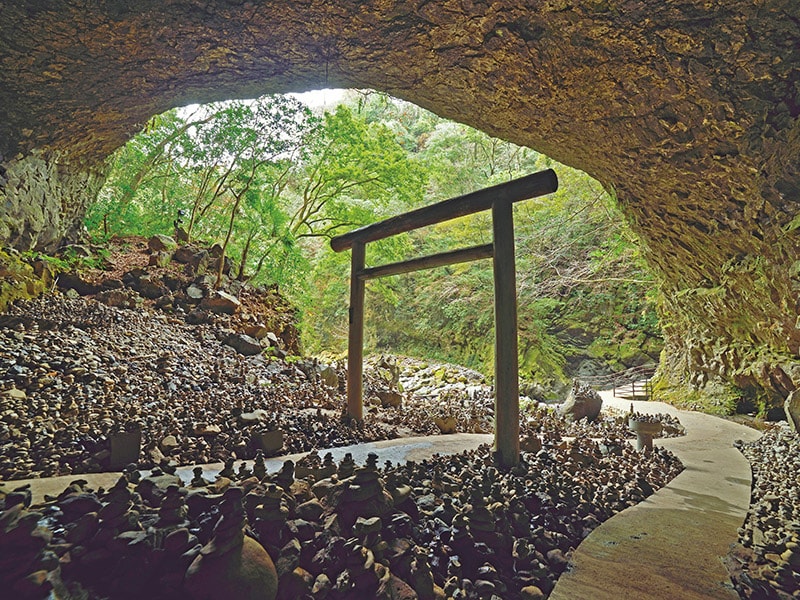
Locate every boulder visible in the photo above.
<box><xmin>3</xmin><ymin>387</ymin><xmax>26</xmax><ymax>400</ymax></box>
<box><xmin>174</xmin><ymin>246</ymin><xmax>196</xmax><ymax>264</ymax></box>
<box><xmin>520</xmin><ymin>433</ymin><xmax>543</xmax><ymax>454</ymax></box>
<box><xmin>244</xmin><ymin>324</ymin><xmax>270</xmax><ymax>340</ymax></box>
<box><xmin>184</xmin><ymin>533</ymin><xmax>278</xmax><ymax>600</ymax></box>
<box><xmin>160</xmin><ymin>435</ymin><xmax>180</xmax><ymax>453</ymax></box>
<box><xmin>238</xmin><ymin>409</ymin><xmax>270</xmax><ymax>425</ymax></box>
<box><xmin>148</xmin><ymin>251</ymin><xmax>172</xmax><ymax>267</ymax></box>
<box><xmin>224</xmin><ymin>333</ymin><xmax>262</xmax><ymax>356</ymax></box>
<box><xmin>186</xmin><ymin>309</ymin><xmax>212</xmax><ymax>325</ymax></box>
<box><xmin>148</xmin><ymin>234</ymin><xmax>177</xmax><ymax>252</ymax></box>
<box><xmin>186</xmin><ymin>284</ymin><xmax>205</xmax><ymax>301</ymax></box>
<box><xmin>188</xmin><ymin>251</ymin><xmax>210</xmax><ymax>276</ymax></box>
<box><xmin>201</xmin><ymin>290</ymin><xmax>241</xmax><ymax>315</ymax></box>
<box><xmin>193</xmin><ymin>423</ymin><xmax>222</xmax><ymax>436</ymax></box>
<box><xmin>56</xmin><ymin>272</ymin><xmax>101</xmax><ymax>295</ymax></box>
<box><xmin>560</xmin><ymin>379</ymin><xmax>602</xmax><ymax>422</ymax></box>
<box><xmin>251</xmin><ymin>430</ymin><xmax>284</xmax><ymax>454</ymax></box>
<box><xmin>377</xmin><ymin>390</ymin><xmax>403</xmax><ymax>408</ymax></box>
<box><xmin>123</xmin><ymin>270</ymin><xmax>169</xmax><ymax>299</ymax></box>
<box><xmin>520</xmin><ymin>585</ymin><xmax>546</xmax><ymax>600</ymax></box>
<box><xmin>434</xmin><ymin>416</ymin><xmax>457</xmax><ymax>434</ymax></box>
<box><xmin>100</xmin><ymin>277</ymin><xmax>124</xmax><ymax>289</ymax></box>
<box><xmin>96</xmin><ymin>288</ymin><xmax>141</xmax><ymax>309</ymax></box>
<box><xmin>137</xmin><ymin>280</ymin><xmax>169</xmax><ymax>300</ymax></box>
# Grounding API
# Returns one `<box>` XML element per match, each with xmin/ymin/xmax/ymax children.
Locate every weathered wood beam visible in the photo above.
<box><xmin>492</xmin><ymin>199</ymin><xmax>520</xmax><ymax>468</ymax></box>
<box><xmin>358</xmin><ymin>243</ymin><xmax>494</xmax><ymax>280</ymax></box>
<box><xmin>330</xmin><ymin>169</ymin><xmax>557</xmax><ymax>252</ymax></box>
<box><xmin>346</xmin><ymin>241</ymin><xmax>366</xmax><ymax>421</ymax></box>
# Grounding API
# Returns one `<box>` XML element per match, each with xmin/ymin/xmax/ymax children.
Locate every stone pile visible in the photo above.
<box><xmin>0</xmin><ymin>243</ymin><xmax>685</xmax><ymax>484</ymax></box>
<box><xmin>369</xmin><ymin>358</ymin><xmax>686</xmax><ymax>442</ymax></box>
<box><xmin>56</xmin><ymin>236</ymin><xmax>299</xmax><ymax>355</ymax></box>
<box><xmin>0</xmin><ymin>289</ymin><xmax>684</xmax><ymax>481</ymax></box>
<box><xmin>0</xmin><ymin>294</ymin><xmax>396</xmax><ymax>480</ymax></box>
<box><xmin>0</xmin><ymin>502</ymin><xmax>56</xmax><ymax>599</ymax></box>
<box><xmin>367</xmin><ymin>356</ymin><xmax>497</xmax><ymax>436</ymax></box>
<box><xmin>728</xmin><ymin>427</ymin><xmax>800</xmax><ymax>599</ymax></box>
<box><xmin>559</xmin><ymin>379</ymin><xmax>603</xmax><ymax>422</ymax></box>
<box><xmin>523</xmin><ymin>404</ymin><xmax>685</xmax><ymax>446</ymax></box>
<box><xmin>0</xmin><ymin>421</ymin><xmax>684</xmax><ymax>600</ymax></box>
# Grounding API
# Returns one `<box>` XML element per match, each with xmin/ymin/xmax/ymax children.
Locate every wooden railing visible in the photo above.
<box><xmin>331</xmin><ymin>169</ymin><xmax>558</xmax><ymax>467</ymax></box>
<box><xmin>580</xmin><ymin>363</ymin><xmax>658</xmax><ymax>401</ymax></box>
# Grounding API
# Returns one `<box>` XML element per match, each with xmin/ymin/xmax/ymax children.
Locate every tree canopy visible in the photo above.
<box><xmin>88</xmin><ymin>91</ymin><xmax>660</xmax><ymax>395</ymax></box>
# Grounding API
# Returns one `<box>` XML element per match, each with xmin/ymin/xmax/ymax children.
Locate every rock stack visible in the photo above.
<box><xmin>0</xmin><ymin>503</ymin><xmax>56</xmax><ymax>599</ymax></box>
<box><xmin>559</xmin><ymin>379</ymin><xmax>603</xmax><ymax>422</ymax></box>
<box><xmin>729</xmin><ymin>427</ymin><xmax>800</xmax><ymax>598</ymax></box>
<box><xmin>325</xmin><ymin>452</ymin><xmax>395</xmax><ymax>532</ymax></box>
<box><xmin>0</xmin><ymin>428</ymin><xmax>684</xmax><ymax>600</ymax></box>
<box><xmin>184</xmin><ymin>487</ymin><xmax>279</xmax><ymax>600</ymax></box>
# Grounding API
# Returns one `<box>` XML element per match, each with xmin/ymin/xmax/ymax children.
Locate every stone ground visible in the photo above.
<box><xmin>11</xmin><ymin>433</ymin><xmax>495</xmax><ymax>506</ymax></box>
<box><xmin>6</xmin><ymin>391</ymin><xmax>762</xmax><ymax>599</ymax></box>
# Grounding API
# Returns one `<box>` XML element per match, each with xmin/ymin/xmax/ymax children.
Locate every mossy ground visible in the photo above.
<box><xmin>650</xmin><ymin>373</ymin><xmax>741</xmax><ymax>416</ymax></box>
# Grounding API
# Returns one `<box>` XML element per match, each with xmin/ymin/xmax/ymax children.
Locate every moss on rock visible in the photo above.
<box><xmin>651</xmin><ymin>372</ymin><xmax>741</xmax><ymax>416</ymax></box>
<box><xmin>0</xmin><ymin>249</ymin><xmax>49</xmax><ymax>310</ymax></box>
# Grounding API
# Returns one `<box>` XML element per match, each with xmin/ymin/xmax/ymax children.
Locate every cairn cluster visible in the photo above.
<box><xmin>729</xmin><ymin>427</ymin><xmax>800</xmax><ymax>599</ymax></box>
<box><xmin>1</xmin><ymin>431</ymin><xmax>683</xmax><ymax>600</ymax></box>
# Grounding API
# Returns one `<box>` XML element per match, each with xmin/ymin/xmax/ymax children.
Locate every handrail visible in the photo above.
<box><xmin>330</xmin><ymin>168</ymin><xmax>558</xmax><ymax>252</ymax></box>
<box><xmin>580</xmin><ymin>363</ymin><xmax>658</xmax><ymax>400</ymax></box>
<box><xmin>581</xmin><ymin>363</ymin><xmax>657</xmax><ymax>389</ymax></box>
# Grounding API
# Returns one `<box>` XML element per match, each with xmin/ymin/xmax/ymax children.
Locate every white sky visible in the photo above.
<box><xmin>177</xmin><ymin>88</ymin><xmax>348</xmax><ymax>119</ymax></box>
<box><xmin>288</xmin><ymin>88</ymin><xmax>347</xmax><ymax>108</ymax></box>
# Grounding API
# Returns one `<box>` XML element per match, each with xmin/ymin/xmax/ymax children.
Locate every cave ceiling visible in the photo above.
<box><xmin>1</xmin><ymin>0</ymin><xmax>799</xmax><ymax>400</ymax></box>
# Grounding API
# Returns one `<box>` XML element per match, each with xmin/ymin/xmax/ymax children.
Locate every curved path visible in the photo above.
<box><xmin>2</xmin><ymin>395</ymin><xmax>761</xmax><ymax>600</ymax></box>
<box><xmin>551</xmin><ymin>393</ymin><xmax>761</xmax><ymax>600</ymax></box>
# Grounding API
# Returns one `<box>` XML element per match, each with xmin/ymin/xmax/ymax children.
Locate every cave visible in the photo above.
<box><xmin>1</xmin><ymin>0</ymin><xmax>799</xmax><ymax>407</ymax></box>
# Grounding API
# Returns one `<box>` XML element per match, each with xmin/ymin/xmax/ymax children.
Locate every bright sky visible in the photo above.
<box><xmin>288</xmin><ymin>88</ymin><xmax>347</xmax><ymax>108</ymax></box>
<box><xmin>177</xmin><ymin>88</ymin><xmax>348</xmax><ymax>119</ymax></box>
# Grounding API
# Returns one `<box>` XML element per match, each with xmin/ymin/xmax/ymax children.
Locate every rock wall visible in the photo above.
<box><xmin>0</xmin><ymin>152</ymin><xmax>105</xmax><ymax>252</ymax></box>
<box><xmin>1</xmin><ymin>0</ymin><xmax>799</xmax><ymax>409</ymax></box>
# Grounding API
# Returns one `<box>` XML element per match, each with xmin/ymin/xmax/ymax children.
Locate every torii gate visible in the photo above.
<box><xmin>330</xmin><ymin>169</ymin><xmax>558</xmax><ymax>468</ymax></box>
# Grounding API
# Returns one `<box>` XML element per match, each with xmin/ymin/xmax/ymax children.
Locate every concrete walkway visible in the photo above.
<box><xmin>551</xmin><ymin>392</ymin><xmax>761</xmax><ymax>600</ymax></box>
<box><xmin>2</xmin><ymin>433</ymin><xmax>494</xmax><ymax>505</ymax></box>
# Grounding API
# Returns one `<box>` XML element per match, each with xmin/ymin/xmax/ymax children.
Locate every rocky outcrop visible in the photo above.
<box><xmin>1</xmin><ymin>1</ymin><xmax>799</xmax><ymax>407</ymax></box>
<box><xmin>0</xmin><ymin>152</ymin><xmax>106</xmax><ymax>252</ymax></box>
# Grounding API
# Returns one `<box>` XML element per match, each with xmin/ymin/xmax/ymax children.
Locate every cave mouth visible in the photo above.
<box><xmin>1</xmin><ymin>0</ymin><xmax>798</xmax><ymax>411</ymax></box>
<box><xmin>83</xmin><ymin>87</ymin><xmax>662</xmax><ymax>404</ymax></box>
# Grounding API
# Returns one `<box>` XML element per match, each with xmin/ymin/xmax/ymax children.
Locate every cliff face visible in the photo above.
<box><xmin>1</xmin><ymin>0</ymin><xmax>798</xmax><ymax>408</ymax></box>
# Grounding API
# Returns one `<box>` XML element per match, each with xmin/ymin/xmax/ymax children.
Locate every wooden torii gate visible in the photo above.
<box><xmin>330</xmin><ymin>169</ymin><xmax>558</xmax><ymax>468</ymax></box>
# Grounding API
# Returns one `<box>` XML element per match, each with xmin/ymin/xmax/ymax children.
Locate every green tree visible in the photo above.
<box><xmin>89</xmin><ymin>91</ymin><xmax>659</xmax><ymax>394</ymax></box>
<box><xmin>90</xmin><ymin>95</ymin><xmax>317</xmax><ymax>286</ymax></box>
<box><xmin>286</xmin><ymin>104</ymin><xmax>426</xmax><ymax>240</ymax></box>
<box><xmin>304</xmin><ymin>96</ymin><xmax>659</xmax><ymax>392</ymax></box>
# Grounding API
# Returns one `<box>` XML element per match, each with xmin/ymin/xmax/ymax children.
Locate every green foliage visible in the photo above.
<box><xmin>0</xmin><ymin>249</ymin><xmax>48</xmax><ymax>310</ymax></box>
<box><xmin>651</xmin><ymin>375</ymin><xmax>741</xmax><ymax>416</ymax></box>
<box><xmin>286</xmin><ymin>104</ymin><xmax>426</xmax><ymax>240</ymax></box>
<box><xmin>88</xmin><ymin>91</ymin><xmax>661</xmax><ymax>392</ymax></box>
